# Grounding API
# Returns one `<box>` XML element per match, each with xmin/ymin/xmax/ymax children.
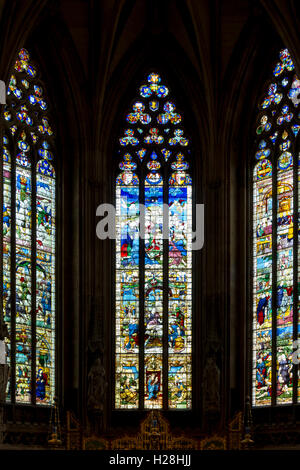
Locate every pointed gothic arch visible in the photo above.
<box><xmin>252</xmin><ymin>48</ymin><xmax>300</xmax><ymax>407</ymax></box>
<box><xmin>2</xmin><ymin>48</ymin><xmax>56</xmax><ymax>405</ymax></box>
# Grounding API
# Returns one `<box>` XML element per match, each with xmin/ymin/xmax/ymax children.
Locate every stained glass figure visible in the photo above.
<box><xmin>115</xmin><ymin>73</ymin><xmax>192</xmax><ymax>410</ymax></box>
<box><xmin>2</xmin><ymin>48</ymin><xmax>56</xmax><ymax>405</ymax></box>
<box><xmin>252</xmin><ymin>49</ymin><xmax>300</xmax><ymax>406</ymax></box>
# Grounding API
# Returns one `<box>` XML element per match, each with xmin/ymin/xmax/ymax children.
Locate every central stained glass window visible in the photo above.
<box><xmin>115</xmin><ymin>73</ymin><xmax>192</xmax><ymax>409</ymax></box>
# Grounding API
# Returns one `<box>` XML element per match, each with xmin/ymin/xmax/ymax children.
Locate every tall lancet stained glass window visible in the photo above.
<box><xmin>115</xmin><ymin>73</ymin><xmax>192</xmax><ymax>409</ymax></box>
<box><xmin>252</xmin><ymin>49</ymin><xmax>300</xmax><ymax>406</ymax></box>
<box><xmin>2</xmin><ymin>48</ymin><xmax>56</xmax><ymax>405</ymax></box>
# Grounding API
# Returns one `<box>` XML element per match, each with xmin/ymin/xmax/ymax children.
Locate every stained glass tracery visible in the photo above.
<box><xmin>252</xmin><ymin>49</ymin><xmax>300</xmax><ymax>406</ymax></box>
<box><xmin>2</xmin><ymin>48</ymin><xmax>56</xmax><ymax>405</ymax></box>
<box><xmin>115</xmin><ymin>73</ymin><xmax>192</xmax><ymax>409</ymax></box>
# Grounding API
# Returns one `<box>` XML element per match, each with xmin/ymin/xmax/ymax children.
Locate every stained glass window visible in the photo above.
<box><xmin>2</xmin><ymin>48</ymin><xmax>56</xmax><ymax>405</ymax></box>
<box><xmin>252</xmin><ymin>49</ymin><xmax>300</xmax><ymax>406</ymax></box>
<box><xmin>115</xmin><ymin>73</ymin><xmax>192</xmax><ymax>409</ymax></box>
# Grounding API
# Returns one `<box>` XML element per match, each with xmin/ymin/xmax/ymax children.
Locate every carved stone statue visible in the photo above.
<box><xmin>87</xmin><ymin>357</ymin><xmax>107</xmax><ymax>411</ymax></box>
<box><xmin>203</xmin><ymin>356</ymin><xmax>220</xmax><ymax>412</ymax></box>
<box><xmin>0</xmin><ymin>363</ymin><xmax>9</xmax><ymax>445</ymax></box>
<box><xmin>0</xmin><ymin>320</ymin><xmax>9</xmax><ymax>404</ymax></box>
<box><xmin>0</xmin><ymin>320</ymin><xmax>9</xmax><ymax>445</ymax></box>
<box><xmin>0</xmin><ymin>364</ymin><xmax>9</xmax><ymax>403</ymax></box>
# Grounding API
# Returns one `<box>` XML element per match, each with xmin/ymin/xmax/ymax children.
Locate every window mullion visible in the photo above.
<box><xmin>31</xmin><ymin>154</ymin><xmax>37</xmax><ymax>404</ymax></box>
<box><xmin>293</xmin><ymin>141</ymin><xmax>298</xmax><ymax>404</ymax></box>
<box><xmin>162</xmin><ymin>161</ymin><xmax>168</xmax><ymax>410</ymax></box>
<box><xmin>271</xmin><ymin>151</ymin><xmax>278</xmax><ymax>406</ymax></box>
<box><xmin>139</xmin><ymin>170</ymin><xmax>145</xmax><ymax>409</ymax></box>
<box><xmin>11</xmin><ymin>137</ymin><xmax>16</xmax><ymax>405</ymax></box>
